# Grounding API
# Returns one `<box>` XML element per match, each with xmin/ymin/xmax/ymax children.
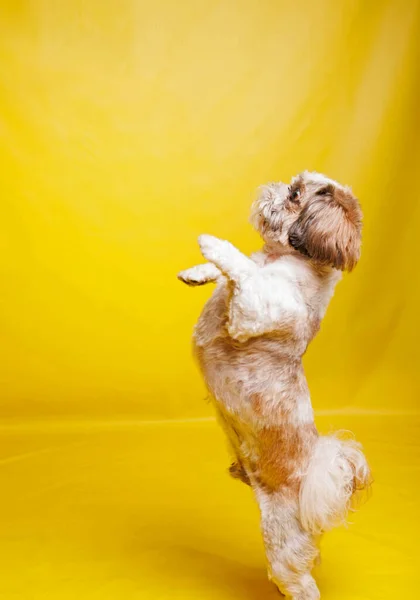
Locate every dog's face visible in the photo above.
<box><xmin>250</xmin><ymin>171</ymin><xmax>362</xmax><ymax>271</ymax></box>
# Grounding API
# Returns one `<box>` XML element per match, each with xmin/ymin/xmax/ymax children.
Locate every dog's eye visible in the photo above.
<box><xmin>289</xmin><ymin>187</ymin><xmax>301</xmax><ymax>203</ymax></box>
<box><xmin>316</xmin><ymin>184</ymin><xmax>334</xmax><ymax>196</ymax></box>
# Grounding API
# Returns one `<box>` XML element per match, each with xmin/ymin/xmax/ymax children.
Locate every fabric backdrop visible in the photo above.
<box><xmin>1</xmin><ymin>0</ymin><xmax>419</xmax><ymax>420</ymax></box>
<box><xmin>1</xmin><ymin>3</ymin><xmax>419</xmax><ymax>600</ymax></box>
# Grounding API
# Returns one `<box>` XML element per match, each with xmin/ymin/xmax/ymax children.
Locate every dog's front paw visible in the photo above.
<box><xmin>198</xmin><ymin>234</ymin><xmax>225</xmax><ymax>263</ymax></box>
<box><xmin>177</xmin><ymin>263</ymin><xmax>221</xmax><ymax>286</ymax></box>
<box><xmin>177</xmin><ymin>271</ymin><xmax>203</xmax><ymax>286</ymax></box>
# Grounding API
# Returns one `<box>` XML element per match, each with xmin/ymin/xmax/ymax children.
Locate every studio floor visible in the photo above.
<box><xmin>0</xmin><ymin>414</ymin><xmax>418</xmax><ymax>599</ymax></box>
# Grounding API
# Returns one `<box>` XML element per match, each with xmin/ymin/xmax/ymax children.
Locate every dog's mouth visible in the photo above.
<box><xmin>264</xmin><ymin>210</ymin><xmax>280</xmax><ymax>234</ymax></box>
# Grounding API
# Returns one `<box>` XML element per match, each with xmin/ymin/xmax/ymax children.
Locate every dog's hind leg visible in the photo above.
<box><xmin>257</xmin><ymin>490</ymin><xmax>320</xmax><ymax>600</ymax></box>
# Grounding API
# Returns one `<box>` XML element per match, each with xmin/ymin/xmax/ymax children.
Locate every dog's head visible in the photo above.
<box><xmin>250</xmin><ymin>171</ymin><xmax>362</xmax><ymax>271</ymax></box>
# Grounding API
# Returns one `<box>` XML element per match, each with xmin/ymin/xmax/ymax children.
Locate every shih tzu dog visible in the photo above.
<box><xmin>178</xmin><ymin>171</ymin><xmax>371</xmax><ymax>600</ymax></box>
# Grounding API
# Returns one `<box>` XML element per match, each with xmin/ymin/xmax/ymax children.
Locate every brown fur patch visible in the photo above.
<box><xmin>288</xmin><ymin>185</ymin><xmax>362</xmax><ymax>271</ymax></box>
<box><xmin>250</xmin><ymin>392</ymin><xmax>264</xmax><ymax>415</ymax></box>
<box><xmin>250</xmin><ymin>423</ymin><xmax>318</xmax><ymax>493</ymax></box>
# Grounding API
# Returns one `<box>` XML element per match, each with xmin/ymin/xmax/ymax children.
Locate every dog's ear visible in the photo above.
<box><xmin>288</xmin><ymin>186</ymin><xmax>362</xmax><ymax>271</ymax></box>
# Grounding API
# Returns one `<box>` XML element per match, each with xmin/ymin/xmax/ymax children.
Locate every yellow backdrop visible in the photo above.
<box><xmin>1</xmin><ymin>0</ymin><xmax>419</xmax><ymax>421</ymax></box>
<box><xmin>0</xmin><ymin>1</ymin><xmax>419</xmax><ymax>599</ymax></box>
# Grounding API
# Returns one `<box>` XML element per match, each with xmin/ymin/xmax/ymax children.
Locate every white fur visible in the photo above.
<box><xmin>199</xmin><ymin>235</ymin><xmax>311</xmax><ymax>343</ymax></box>
<box><xmin>300</xmin><ymin>435</ymin><xmax>370</xmax><ymax>534</ymax></box>
<box><xmin>256</xmin><ymin>488</ymin><xmax>321</xmax><ymax>600</ymax></box>
<box><xmin>178</xmin><ymin>262</ymin><xmax>221</xmax><ymax>285</ymax></box>
<box><xmin>298</xmin><ymin>170</ymin><xmax>343</xmax><ymax>189</ymax></box>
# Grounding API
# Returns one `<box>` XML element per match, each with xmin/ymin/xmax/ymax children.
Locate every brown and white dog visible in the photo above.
<box><xmin>178</xmin><ymin>171</ymin><xmax>371</xmax><ymax>600</ymax></box>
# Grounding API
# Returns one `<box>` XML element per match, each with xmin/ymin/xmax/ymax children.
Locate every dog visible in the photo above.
<box><xmin>178</xmin><ymin>171</ymin><xmax>371</xmax><ymax>600</ymax></box>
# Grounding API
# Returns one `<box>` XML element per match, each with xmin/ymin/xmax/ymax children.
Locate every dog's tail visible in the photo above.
<box><xmin>299</xmin><ymin>433</ymin><xmax>371</xmax><ymax>534</ymax></box>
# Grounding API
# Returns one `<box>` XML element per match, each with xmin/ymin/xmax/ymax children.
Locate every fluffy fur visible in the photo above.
<box><xmin>178</xmin><ymin>171</ymin><xmax>371</xmax><ymax>600</ymax></box>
